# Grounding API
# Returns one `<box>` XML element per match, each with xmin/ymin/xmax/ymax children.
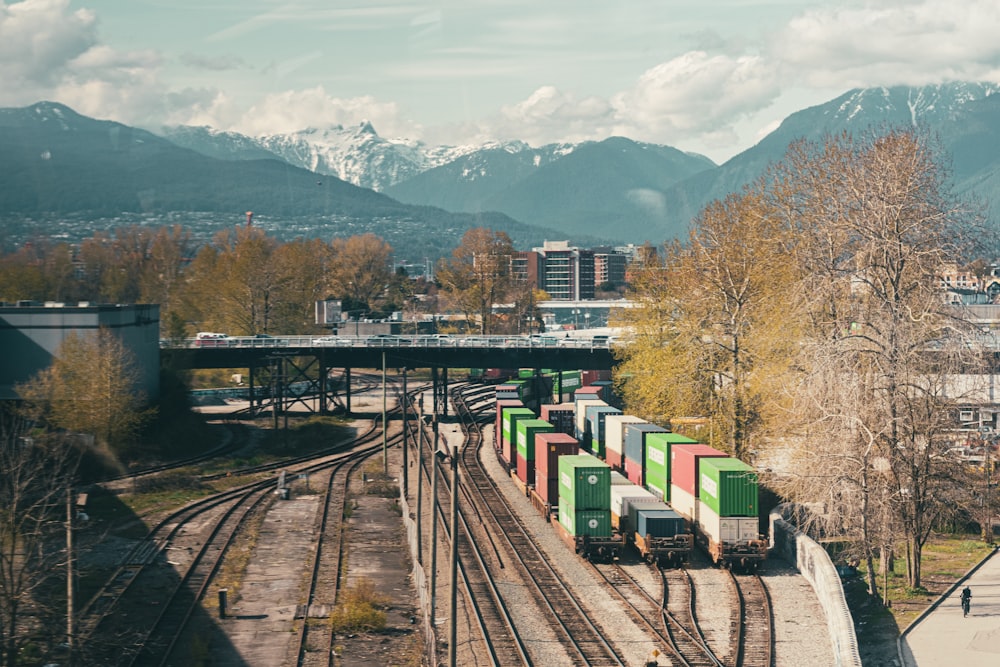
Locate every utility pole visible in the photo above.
<box><xmin>402</xmin><ymin>368</ymin><xmax>408</xmax><ymax>497</ymax></box>
<box><xmin>382</xmin><ymin>351</ymin><xmax>388</xmax><ymax>474</ymax></box>
<box><xmin>448</xmin><ymin>443</ymin><xmax>459</xmax><ymax>667</ymax></box>
<box><xmin>430</xmin><ymin>416</ymin><xmax>439</xmax><ymax>624</ymax></box>
<box><xmin>66</xmin><ymin>485</ymin><xmax>74</xmax><ymax>667</ymax></box>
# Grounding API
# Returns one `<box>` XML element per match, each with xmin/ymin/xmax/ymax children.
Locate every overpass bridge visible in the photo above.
<box><xmin>162</xmin><ymin>334</ymin><xmax>617</xmax><ymax>416</ymax></box>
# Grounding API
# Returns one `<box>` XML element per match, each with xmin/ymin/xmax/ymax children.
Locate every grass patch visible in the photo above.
<box><xmin>361</xmin><ymin>461</ymin><xmax>400</xmax><ymax>498</ymax></box>
<box><xmin>330</xmin><ymin>578</ymin><xmax>390</xmax><ymax>634</ymax></box>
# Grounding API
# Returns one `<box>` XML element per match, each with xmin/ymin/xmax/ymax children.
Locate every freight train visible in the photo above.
<box><xmin>493</xmin><ymin>376</ymin><xmax>767</xmax><ymax>571</ymax></box>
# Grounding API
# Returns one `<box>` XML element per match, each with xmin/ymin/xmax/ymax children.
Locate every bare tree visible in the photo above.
<box><xmin>0</xmin><ymin>412</ymin><xmax>79</xmax><ymax>667</ymax></box>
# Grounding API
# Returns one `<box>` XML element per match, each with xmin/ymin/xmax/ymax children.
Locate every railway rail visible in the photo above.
<box><xmin>728</xmin><ymin>570</ymin><xmax>774</xmax><ymax>667</ymax></box>
<box><xmin>451</xmin><ymin>384</ymin><xmax>625</xmax><ymax>666</ymax></box>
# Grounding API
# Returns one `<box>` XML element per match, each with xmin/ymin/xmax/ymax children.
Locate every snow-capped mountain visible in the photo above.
<box><xmin>162</xmin><ymin>121</ymin><xmax>504</xmax><ymax>191</ymax></box>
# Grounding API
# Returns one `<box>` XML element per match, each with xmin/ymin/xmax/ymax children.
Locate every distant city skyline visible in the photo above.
<box><xmin>2</xmin><ymin>1</ymin><xmax>999</xmax><ymax>164</ymax></box>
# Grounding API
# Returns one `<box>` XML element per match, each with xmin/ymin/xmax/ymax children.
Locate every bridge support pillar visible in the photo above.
<box><xmin>345</xmin><ymin>367</ymin><xmax>352</xmax><ymax>415</ymax></box>
<box><xmin>441</xmin><ymin>367</ymin><xmax>449</xmax><ymax>417</ymax></box>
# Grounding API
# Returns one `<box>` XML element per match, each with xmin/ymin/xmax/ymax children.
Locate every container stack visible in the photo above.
<box><xmin>574</xmin><ymin>398</ymin><xmax>607</xmax><ymax>450</ymax></box>
<box><xmin>604</xmin><ymin>415</ymin><xmax>646</xmax><ymax>471</ymax></box>
<box><xmin>669</xmin><ymin>444</ymin><xmax>729</xmax><ymax>523</ymax></box>
<box><xmin>643</xmin><ymin>432</ymin><xmax>699</xmax><ymax>501</ymax></box>
<box><xmin>584</xmin><ymin>404</ymin><xmax>622</xmax><ymax>459</ymax></box>
<box><xmin>697</xmin><ymin>457</ymin><xmax>760</xmax><ymax>547</ymax></box>
<box><xmin>623</xmin><ymin>423</ymin><xmax>668</xmax><ymax>487</ymax></box>
<box><xmin>610</xmin><ymin>483</ymin><xmax>658</xmax><ymax>529</ymax></box>
<box><xmin>501</xmin><ymin>406</ymin><xmax>536</xmax><ymax>466</ymax></box>
<box><xmin>495</xmin><ymin>399</ymin><xmax>524</xmax><ymax>452</ymax></box>
<box><xmin>534</xmin><ymin>432</ymin><xmax>579</xmax><ymax>506</ymax></box>
<box><xmin>515</xmin><ymin>418</ymin><xmax>555</xmax><ymax>486</ymax></box>
<box><xmin>549</xmin><ymin>369</ymin><xmax>582</xmax><ymax>403</ymax></box>
<box><xmin>557</xmin><ymin>454</ymin><xmax>612</xmax><ymax>538</ymax></box>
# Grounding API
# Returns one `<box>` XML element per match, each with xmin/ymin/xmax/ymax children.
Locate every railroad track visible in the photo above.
<box><xmin>77</xmin><ymin>383</ymin><xmax>404</xmax><ymax>665</ymax></box>
<box><xmin>728</xmin><ymin>571</ymin><xmax>773</xmax><ymax>667</ymax></box>
<box><xmin>451</xmin><ymin>385</ymin><xmax>625</xmax><ymax>666</ymax></box>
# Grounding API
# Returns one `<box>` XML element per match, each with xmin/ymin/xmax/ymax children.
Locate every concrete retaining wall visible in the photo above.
<box><xmin>770</xmin><ymin>506</ymin><xmax>862</xmax><ymax>667</ymax></box>
<box><xmin>399</xmin><ymin>491</ymin><xmax>438</xmax><ymax>667</ymax></box>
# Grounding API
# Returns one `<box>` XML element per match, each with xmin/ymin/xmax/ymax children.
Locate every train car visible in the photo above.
<box><xmin>501</xmin><ymin>406</ymin><xmax>535</xmax><ymax>466</ymax></box>
<box><xmin>623</xmin><ymin>423</ymin><xmax>668</xmax><ymax>487</ymax></box>
<box><xmin>514</xmin><ymin>418</ymin><xmax>555</xmax><ymax>487</ymax></box>
<box><xmin>633</xmin><ymin>505</ymin><xmax>693</xmax><ymax>566</ymax></box>
<box><xmin>547</xmin><ymin>369</ymin><xmax>582</xmax><ymax>403</ymax></box>
<box><xmin>532</xmin><ymin>432</ymin><xmax>579</xmax><ymax>519</ymax></box>
<box><xmin>694</xmin><ymin>457</ymin><xmax>767</xmax><ymax>571</ymax></box>
<box><xmin>540</xmin><ymin>403</ymin><xmax>575</xmax><ymax>435</ymax></box>
<box><xmin>584</xmin><ymin>404</ymin><xmax>622</xmax><ymax>459</ymax></box>
<box><xmin>556</xmin><ymin>453</ymin><xmax>622</xmax><ymax>562</ymax></box>
<box><xmin>574</xmin><ymin>398</ymin><xmax>607</xmax><ymax>450</ymax></box>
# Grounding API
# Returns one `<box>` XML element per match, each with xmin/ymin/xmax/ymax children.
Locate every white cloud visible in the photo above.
<box><xmin>211</xmin><ymin>86</ymin><xmax>422</xmax><ymax>139</ymax></box>
<box><xmin>0</xmin><ymin>0</ymin><xmax>97</xmax><ymax>90</ymax></box>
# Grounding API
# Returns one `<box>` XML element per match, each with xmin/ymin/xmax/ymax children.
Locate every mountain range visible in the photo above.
<box><xmin>2</xmin><ymin>81</ymin><xmax>1000</xmax><ymax>260</ymax></box>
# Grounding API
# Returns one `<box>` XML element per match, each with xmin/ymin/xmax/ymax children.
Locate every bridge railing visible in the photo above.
<box><xmin>162</xmin><ymin>334</ymin><xmax>616</xmax><ymax>351</ymax></box>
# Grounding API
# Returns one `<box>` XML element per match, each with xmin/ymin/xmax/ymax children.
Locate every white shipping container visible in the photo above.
<box><xmin>697</xmin><ymin>500</ymin><xmax>759</xmax><ymax>543</ymax></box>
<box><xmin>670</xmin><ymin>484</ymin><xmax>698</xmax><ymax>524</ymax></box>
<box><xmin>610</xmin><ymin>471</ymin><xmax>632</xmax><ymax>486</ymax></box>
<box><xmin>610</xmin><ymin>484</ymin><xmax>657</xmax><ymax>518</ymax></box>
<box><xmin>604</xmin><ymin>415</ymin><xmax>645</xmax><ymax>456</ymax></box>
<box><xmin>575</xmin><ymin>399</ymin><xmax>606</xmax><ymax>438</ymax></box>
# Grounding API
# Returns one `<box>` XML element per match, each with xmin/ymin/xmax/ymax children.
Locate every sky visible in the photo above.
<box><xmin>2</xmin><ymin>0</ymin><xmax>1000</xmax><ymax>164</ymax></box>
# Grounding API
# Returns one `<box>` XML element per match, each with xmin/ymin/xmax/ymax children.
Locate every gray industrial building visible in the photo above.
<box><xmin>0</xmin><ymin>302</ymin><xmax>160</xmax><ymax>401</ymax></box>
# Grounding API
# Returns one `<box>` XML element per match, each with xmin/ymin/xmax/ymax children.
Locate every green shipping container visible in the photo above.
<box><xmin>502</xmin><ymin>407</ymin><xmax>535</xmax><ymax>446</ymax></box>
<box><xmin>645</xmin><ymin>432</ymin><xmax>700</xmax><ymax>501</ymax></box>
<box><xmin>558</xmin><ymin>453</ymin><xmax>611</xmax><ymax>510</ymax></box>
<box><xmin>516</xmin><ymin>419</ymin><xmax>555</xmax><ymax>461</ymax></box>
<box><xmin>699</xmin><ymin>457</ymin><xmax>758</xmax><ymax>517</ymax></box>
<box><xmin>558</xmin><ymin>502</ymin><xmax>612</xmax><ymax>537</ymax></box>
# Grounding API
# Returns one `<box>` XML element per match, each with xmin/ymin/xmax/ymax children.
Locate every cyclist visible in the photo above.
<box><xmin>961</xmin><ymin>586</ymin><xmax>972</xmax><ymax>617</ymax></box>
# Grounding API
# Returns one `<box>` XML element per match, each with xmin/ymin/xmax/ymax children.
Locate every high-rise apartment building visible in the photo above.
<box><xmin>513</xmin><ymin>241</ymin><xmax>595</xmax><ymax>301</ymax></box>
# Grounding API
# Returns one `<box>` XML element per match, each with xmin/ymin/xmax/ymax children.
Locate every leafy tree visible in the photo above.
<box><xmin>436</xmin><ymin>228</ymin><xmax>514</xmax><ymax>334</ymax></box>
<box><xmin>327</xmin><ymin>233</ymin><xmax>393</xmax><ymax>315</ymax></box>
<box><xmin>17</xmin><ymin>328</ymin><xmax>154</xmax><ymax>457</ymax></box>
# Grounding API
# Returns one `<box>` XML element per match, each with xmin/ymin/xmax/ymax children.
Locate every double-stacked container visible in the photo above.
<box><xmin>669</xmin><ymin>444</ymin><xmax>729</xmax><ymax>523</ymax></box>
<box><xmin>534</xmin><ymin>432</ymin><xmax>579</xmax><ymax>506</ymax></box>
<box><xmin>604</xmin><ymin>415</ymin><xmax>646</xmax><ymax>470</ymax></box>
<box><xmin>623</xmin><ymin>423</ymin><xmax>668</xmax><ymax>487</ymax></box>
<box><xmin>495</xmin><ymin>399</ymin><xmax>524</xmax><ymax>453</ymax></box>
<box><xmin>610</xmin><ymin>484</ymin><xmax>658</xmax><ymax>529</ymax></box>
<box><xmin>557</xmin><ymin>454</ymin><xmax>612</xmax><ymax>538</ymax></box>
<box><xmin>550</xmin><ymin>369</ymin><xmax>582</xmax><ymax>403</ymax></box>
<box><xmin>697</xmin><ymin>457</ymin><xmax>760</xmax><ymax>547</ymax></box>
<box><xmin>515</xmin><ymin>418</ymin><xmax>555</xmax><ymax>486</ymax></box>
<box><xmin>540</xmin><ymin>403</ymin><xmax>575</xmax><ymax>435</ymax></box>
<box><xmin>501</xmin><ymin>406</ymin><xmax>536</xmax><ymax>466</ymax></box>
<box><xmin>574</xmin><ymin>398</ymin><xmax>606</xmax><ymax>449</ymax></box>
<box><xmin>574</xmin><ymin>386</ymin><xmax>604</xmax><ymax>404</ymax></box>
<box><xmin>643</xmin><ymin>432</ymin><xmax>699</xmax><ymax>501</ymax></box>
<box><xmin>585</xmin><ymin>404</ymin><xmax>622</xmax><ymax>459</ymax></box>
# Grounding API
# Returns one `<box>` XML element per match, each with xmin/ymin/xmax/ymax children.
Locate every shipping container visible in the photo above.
<box><xmin>581</xmin><ymin>369</ymin><xmax>612</xmax><ymax>385</ymax></box>
<box><xmin>622</xmin><ymin>498</ymin><xmax>672</xmax><ymax>534</ymax></box>
<box><xmin>558</xmin><ymin>503</ymin><xmax>612</xmax><ymax>538</ymax></box>
<box><xmin>697</xmin><ymin>500</ymin><xmax>760</xmax><ymax>543</ymax></box>
<box><xmin>623</xmin><ymin>423</ymin><xmax>669</xmax><ymax>466</ymax></box>
<box><xmin>670</xmin><ymin>484</ymin><xmax>698</xmax><ymax>523</ymax></box>
<box><xmin>558</xmin><ymin>454</ymin><xmax>611</xmax><ymax>510</ymax></box>
<box><xmin>502</xmin><ymin>407</ymin><xmax>536</xmax><ymax>465</ymax></box>
<box><xmin>540</xmin><ymin>404</ymin><xmax>575</xmax><ymax>435</ymax></box>
<box><xmin>515</xmin><ymin>452</ymin><xmax>533</xmax><ymax>487</ymax></box>
<box><xmin>610</xmin><ymin>471</ymin><xmax>632</xmax><ymax>486</ymax></box>
<box><xmin>644</xmin><ymin>432</ymin><xmax>700</xmax><ymax>501</ymax></box>
<box><xmin>495</xmin><ymin>400</ymin><xmax>524</xmax><ymax>453</ymax></box>
<box><xmin>670</xmin><ymin>444</ymin><xmax>729</xmax><ymax>496</ymax></box>
<box><xmin>610</xmin><ymin>485</ymin><xmax>658</xmax><ymax>528</ymax></box>
<box><xmin>591</xmin><ymin>379</ymin><xmax>615</xmax><ymax>404</ymax></box>
<box><xmin>585</xmin><ymin>405</ymin><xmax>622</xmax><ymax>459</ymax></box>
<box><xmin>698</xmin><ymin>457</ymin><xmax>759</xmax><ymax>517</ymax></box>
<box><xmin>534</xmin><ymin>433</ymin><xmax>579</xmax><ymax>505</ymax></box>
<box><xmin>548</xmin><ymin>370</ymin><xmax>582</xmax><ymax>402</ymax></box>
<box><xmin>574</xmin><ymin>398</ymin><xmax>607</xmax><ymax>445</ymax></box>
<box><xmin>574</xmin><ymin>386</ymin><xmax>604</xmax><ymax>403</ymax></box>
<box><xmin>624</xmin><ymin>456</ymin><xmax>646</xmax><ymax>487</ymax></box>
<box><xmin>604</xmin><ymin>415</ymin><xmax>646</xmax><ymax>470</ymax></box>
<box><xmin>516</xmin><ymin>419</ymin><xmax>555</xmax><ymax>462</ymax></box>
<box><xmin>635</xmin><ymin>507</ymin><xmax>687</xmax><ymax>539</ymax></box>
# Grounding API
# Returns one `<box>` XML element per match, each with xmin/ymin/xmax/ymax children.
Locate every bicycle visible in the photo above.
<box><xmin>962</xmin><ymin>595</ymin><xmax>971</xmax><ymax>617</ymax></box>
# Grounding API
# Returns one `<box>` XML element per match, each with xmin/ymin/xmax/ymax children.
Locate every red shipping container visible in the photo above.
<box><xmin>534</xmin><ymin>432</ymin><xmax>579</xmax><ymax>505</ymax></box>
<box><xmin>496</xmin><ymin>400</ymin><xmax>523</xmax><ymax>456</ymax></box>
<box><xmin>606</xmin><ymin>448</ymin><xmax>623</xmax><ymax>471</ymax></box>
<box><xmin>670</xmin><ymin>444</ymin><xmax>728</xmax><ymax>497</ymax></box>
<box><xmin>624</xmin><ymin>456</ymin><xmax>645</xmax><ymax>487</ymax></box>
<box><xmin>581</xmin><ymin>369</ymin><xmax>612</xmax><ymax>385</ymax></box>
<box><xmin>515</xmin><ymin>453</ymin><xmax>535</xmax><ymax>487</ymax></box>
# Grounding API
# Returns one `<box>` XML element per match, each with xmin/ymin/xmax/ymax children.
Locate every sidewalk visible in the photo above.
<box><xmin>901</xmin><ymin>547</ymin><xmax>1000</xmax><ymax>666</ymax></box>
